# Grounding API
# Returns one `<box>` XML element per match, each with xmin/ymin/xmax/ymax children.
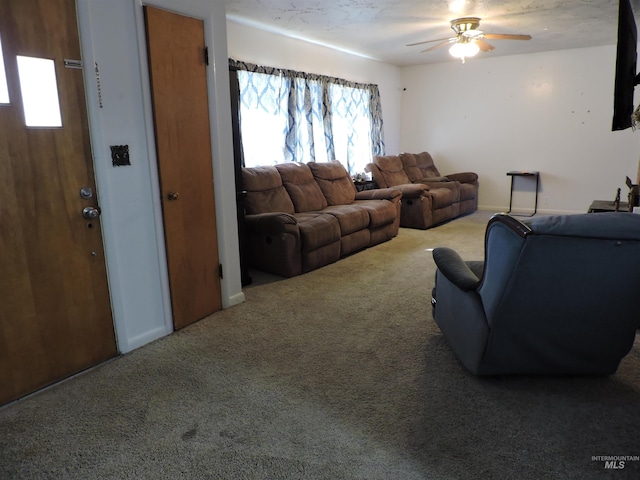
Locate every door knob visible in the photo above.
<box><xmin>167</xmin><ymin>192</ymin><xmax>180</xmax><ymax>201</ymax></box>
<box><xmin>82</xmin><ymin>206</ymin><xmax>101</xmax><ymax>219</ymax></box>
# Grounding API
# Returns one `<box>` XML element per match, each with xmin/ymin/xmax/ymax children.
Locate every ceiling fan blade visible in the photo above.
<box><xmin>406</xmin><ymin>36</ymin><xmax>453</xmax><ymax>47</ymax></box>
<box><xmin>483</xmin><ymin>33</ymin><xmax>532</xmax><ymax>41</ymax></box>
<box><xmin>476</xmin><ymin>39</ymin><xmax>494</xmax><ymax>52</ymax></box>
<box><xmin>421</xmin><ymin>38</ymin><xmax>456</xmax><ymax>53</ymax></box>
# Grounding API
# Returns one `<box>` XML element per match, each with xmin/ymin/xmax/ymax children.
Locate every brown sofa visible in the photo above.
<box><xmin>241</xmin><ymin>161</ymin><xmax>401</xmax><ymax>277</ymax></box>
<box><xmin>366</xmin><ymin>152</ymin><xmax>478</xmax><ymax>229</ymax></box>
<box><xmin>400</xmin><ymin>152</ymin><xmax>478</xmax><ymax>215</ymax></box>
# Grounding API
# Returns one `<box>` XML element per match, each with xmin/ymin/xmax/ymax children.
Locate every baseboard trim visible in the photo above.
<box><xmin>227</xmin><ymin>291</ymin><xmax>246</xmax><ymax>308</ymax></box>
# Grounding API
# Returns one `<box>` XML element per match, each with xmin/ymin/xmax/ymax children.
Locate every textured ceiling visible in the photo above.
<box><xmin>225</xmin><ymin>0</ymin><xmax>634</xmax><ymax>66</ymax></box>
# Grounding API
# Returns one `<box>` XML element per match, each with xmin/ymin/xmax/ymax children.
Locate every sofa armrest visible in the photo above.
<box><xmin>418</xmin><ymin>176</ymin><xmax>450</xmax><ymax>183</ymax></box>
<box><xmin>446</xmin><ymin>172</ymin><xmax>478</xmax><ymax>184</ymax></box>
<box><xmin>361</xmin><ymin>183</ymin><xmax>427</xmax><ymax>200</ymax></box>
<box><xmin>244</xmin><ymin>212</ymin><xmax>298</xmax><ymax>235</ymax></box>
<box><xmin>355</xmin><ymin>187</ymin><xmax>402</xmax><ymax>202</ymax></box>
<box><xmin>433</xmin><ymin>247</ymin><xmax>481</xmax><ymax>291</ymax></box>
<box><xmin>419</xmin><ymin>180</ymin><xmax>459</xmax><ymax>192</ymax></box>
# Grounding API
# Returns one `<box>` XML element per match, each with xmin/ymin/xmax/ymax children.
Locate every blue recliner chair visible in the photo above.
<box><xmin>431</xmin><ymin>213</ymin><xmax>640</xmax><ymax>375</ymax></box>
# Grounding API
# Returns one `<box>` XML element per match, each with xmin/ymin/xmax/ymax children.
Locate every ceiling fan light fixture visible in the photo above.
<box><xmin>449</xmin><ymin>40</ymin><xmax>479</xmax><ymax>60</ymax></box>
<box><xmin>451</xmin><ymin>17</ymin><xmax>481</xmax><ymax>34</ymax></box>
<box><xmin>408</xmin><ymin>16</ymin><xmax>531</xmax><ymax>60</ymax></box>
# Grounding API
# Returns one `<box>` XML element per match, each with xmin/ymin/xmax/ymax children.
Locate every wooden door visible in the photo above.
<box><xmin>0</xmin><ymin>0</ymin><xmax>117</xmax><ymax>405</ymax></box>
<box><xmin>144</xmin><ymin>6</ymin><xmax>222</xmax><ymax>330</ymax></box>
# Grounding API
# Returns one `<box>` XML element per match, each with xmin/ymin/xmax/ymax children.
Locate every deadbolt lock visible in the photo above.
<box><xmin>167</xmin><ymin>192</ymin><xmax>180</xmax><ymax>201</ymax></box>
<box><xmin>80</xmin><ymin>187</ymin><xmax>93</xmax><ymax>199</ymax></box>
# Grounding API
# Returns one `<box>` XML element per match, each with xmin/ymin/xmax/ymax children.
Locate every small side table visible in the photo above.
<box><xmin>354</xmin><ymin>180</ymin><xmax>376</xmax><ymax>192</ymax></box>
<box><xmin>588</xmin><ymin>200</ymin><xmax>630</xmax><ymax>212</ymax></box>
<box><xmin>507</xmin><ymin>171</ymin><xmax>539</xmax><ymax>216</ymax></box>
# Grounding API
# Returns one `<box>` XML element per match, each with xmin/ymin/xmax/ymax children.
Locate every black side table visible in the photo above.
<box><xmin>354</xmin><ymin>180</ymin><xmax>376</xmax><ymax>192</ymax></box>
<box><xmin>588</xmin><ymin>200</ymin><xmax>630</xmax><ymax>212</ymax></box>
<box><xmin>507</xmin><ymin>171</ymin><xmax>539</xmax><ymax>216</ymax></box>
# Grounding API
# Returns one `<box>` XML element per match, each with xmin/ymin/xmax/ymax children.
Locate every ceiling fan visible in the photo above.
<box><xmin>407</xmin><ymin>17</ymin><xmax>532</xmax><ymax>63</ymax></box>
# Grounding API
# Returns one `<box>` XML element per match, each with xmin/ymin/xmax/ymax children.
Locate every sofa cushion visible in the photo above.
<box><xmin>399</xmin><ymin>153</ymin><xmax>423</xmax><ymax>183</ymax></box>
<box><xmin>294</xmin><ymin>212</ymin><xmax>341</xmax><ymax>252</ymax></box>
<box><xmin>308</xmin><ymin>161</ymin><xmax>356</xmax><ymax>205</ymax></box>
<box><xmin>322</xmin><ymin>204</ymin><xmax>370</xmax><ymax>235</ymax></box>
<box><xmin>276</xmin><ymin>163</ymin><xmax>328</xmax><ymax>213</ymax></box>
<box><xmin>242</xmin><ymin>166</ymin><xmax>295</xmax><ymax>215</ymax></box>
<box><xmin>355</xmin><ymin>199</ymin><xmax>396</xmax><ymax>228</ymax></box>
<box><xmin>429</xmin><ymin>187</ymin><xmax>456</xmax><ymax>209</ymax></box>
<box><xmin>458</xmin><ymin>183</ymin><xmax>477</xmax><ymax>202</ymax></box>
<box><xmin>401</xmin><ymin>152</ymin><xmax>441</xmax><ymax>179</ymax></box>
<box><xmin>373</xmin><ymin>155</ymin><xmax>411</xmax><ymax>187</ymax></box>
<box><xmin>340</xmin><ymin>229</ymin><xmax>371</xmax><ymax>256</ymax></box>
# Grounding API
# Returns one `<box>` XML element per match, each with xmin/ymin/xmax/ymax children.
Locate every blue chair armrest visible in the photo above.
<box><xmin>433</xmin><ymin>247</ymin><xmax>481</xmax><ymax>291</ymax></box>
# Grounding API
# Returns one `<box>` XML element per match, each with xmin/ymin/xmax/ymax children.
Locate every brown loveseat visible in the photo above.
<box><xmin>241</xmin><ymin>161</ymin><xmax>401</xmax><ymax>277</ymax></box>
<box><xmin>366</xmin><ymin>152</ymin><xmax>478</xmax><ymax>229</ymax></box>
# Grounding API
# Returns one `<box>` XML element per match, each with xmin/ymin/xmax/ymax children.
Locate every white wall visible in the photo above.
<box><xmin>226</xmin><ymin>19</ymin><xmax>403</xmax><ymax>156</ymax></box>
<box><xmin>400</xmin><ymin>46</ymin><xmax>640</xmax><ymax>214</ymax></box>
<box><xmin>77</xmin><ymin>0</ymin><xmax>243</xmax><ymax>353</ymax></box>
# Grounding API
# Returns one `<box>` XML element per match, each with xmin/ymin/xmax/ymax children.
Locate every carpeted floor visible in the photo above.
<box><xmin>1</xmin><ymin>211</ymin><xmax>639</xmax><ymax>479</ymax></box>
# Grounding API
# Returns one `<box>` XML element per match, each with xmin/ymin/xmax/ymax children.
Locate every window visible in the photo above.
<box><xmin>232</xmin><ymin>60</ymin><xmax>384</xmax><ymax>176</ymax></box>
<box><xmin>0</xmin><ymin>34</ymin><xmax>9</xmax><ymax>104</ymax></box>
<box><xmin>17</xmin><ymin>55</ymin><xmax>62</xmax><ymax>127</ymax></box>
<box><xmin>236</xmin><ymin>71</ymin><xmax>290</xmax><ymax>165</ymax></box>
<box><xmin>329</xmin><ymin>83</ymin><xmax>374</xmax><ymax>175</ymax></box>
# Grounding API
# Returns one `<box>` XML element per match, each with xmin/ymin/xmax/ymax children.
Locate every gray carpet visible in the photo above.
<box><xmin>1</xmin><ymin>211</ymin><xmax>639</xmax><ymax>479</ymax></box>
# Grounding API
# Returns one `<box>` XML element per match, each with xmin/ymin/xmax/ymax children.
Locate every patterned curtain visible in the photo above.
<box><xmin>229</xmin><ymin>59</ymin><xmax>385</xmax><ymax>175</ymax></box>
<box><xmin>369</xmin><ymin>85</ymin><xmax>385</xmax><ymax>157</ymax></box>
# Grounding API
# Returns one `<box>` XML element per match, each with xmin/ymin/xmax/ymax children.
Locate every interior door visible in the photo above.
<box><xmin>144</xmin><ymin>6</ymin><xmax>222</xmax><ymax>330</ymax></box>
<box><xmin>0</xmin><ymin>0</ymin><xmax>117</xmax><ymax>405</ymax></box>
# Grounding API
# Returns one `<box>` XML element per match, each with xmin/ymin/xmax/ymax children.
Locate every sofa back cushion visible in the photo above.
<box><xmin>399</xmin><ymin>152</ymin><xmax>424</xmax><ymax>183</ymax></box>
<box><xmin>276</xmin><ymin>162</ymin><xmax>328</xmax><ymax>212</ymax></box>
<box><xmin>308</xmin><ymin>161</ymin><xmax>356</xmax><ymax>205</ymax></box>
<box><xmin>401</xmin><ymin>152</ymin><xmax>441</xmax><ymax>179</ymax></box>
<box><xmin>373</xmin><ymin>155</ymin><xmax>411</xmax><ymax>186</ymax></box>
<box><xmin>242</xmin><ymin>166</ymin><xmax>295</xmax><ymax>215</ymax></box>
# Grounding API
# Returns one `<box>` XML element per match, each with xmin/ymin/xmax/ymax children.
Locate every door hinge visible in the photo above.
<box><xmin>218</xmin><ymin>263</ymin><xmax>223</xmax><ymax>279</ymax></box>
<box><xmin>204</xmin><ymin>46</ymin><xmax>209</xmax><ymax>66</ymax></box>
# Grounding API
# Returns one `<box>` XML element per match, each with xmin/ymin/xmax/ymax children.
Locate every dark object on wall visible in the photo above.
<box><xmin>110</xmin><ymin>145</ymin><xmax>131</xmax><ymax>166</ymax></box>
<box><xmin>626</xmin><ymin>176</ymin><xmax>640</xmax><ymax>209</ymax></box>
<box><xmin>612</xmin><ymin>0</ymin><xmax>640</xmax><ymax>131</ymax></box>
